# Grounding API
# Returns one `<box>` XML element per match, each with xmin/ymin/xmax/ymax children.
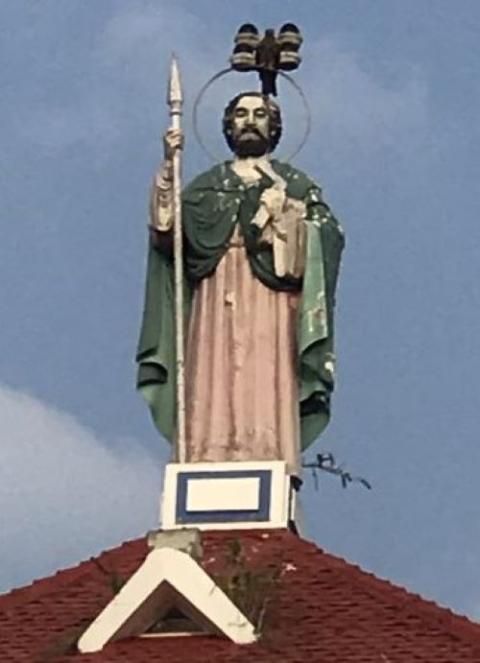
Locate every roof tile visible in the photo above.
<box><xmin>0</xmin><ymin>530</ymin><xmax>479</xmax><ymax>661</ymax></box>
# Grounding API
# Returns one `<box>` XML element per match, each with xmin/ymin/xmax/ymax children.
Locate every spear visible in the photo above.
<box><xmin>168</xmin><ymin>55</ymin><xmax>186</xmax><ymax>463</ymax></box>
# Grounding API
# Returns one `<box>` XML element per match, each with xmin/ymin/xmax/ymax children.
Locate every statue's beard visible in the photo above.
<box><xmin>233</xmin><ymin>130</ymin><xmax>270</xmax><ymax>158</ymax></box>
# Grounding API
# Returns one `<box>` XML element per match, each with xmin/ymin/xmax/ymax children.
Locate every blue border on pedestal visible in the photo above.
<box><xmin>175</xmin><ymin>470</ymin><xmax>272</xmax><ymax>524</ymax></box>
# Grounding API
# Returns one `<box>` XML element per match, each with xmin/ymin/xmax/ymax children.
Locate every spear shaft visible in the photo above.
<box><xmin>168</xmin><ymin>55</ymin><xmax>186</xmax><ymax>463</ymax></box>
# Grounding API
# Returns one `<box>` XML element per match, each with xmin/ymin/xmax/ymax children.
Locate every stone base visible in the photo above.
<box><xmin>160</xmin><ymin>461</ymin><xmax>297</xmax><ymax>531</ymax></box>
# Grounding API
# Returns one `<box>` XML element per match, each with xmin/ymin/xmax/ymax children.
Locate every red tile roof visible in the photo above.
<box><xmin>1</xmin><ymin>530</ymin><xmax>479</xmax><ymax>662</ymax></box>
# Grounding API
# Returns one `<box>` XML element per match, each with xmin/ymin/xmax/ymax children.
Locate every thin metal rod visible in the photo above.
<box><xmin>168</xmin><ymin>55</ymin><xmax>186</xmax><ymax>463</ymax></box>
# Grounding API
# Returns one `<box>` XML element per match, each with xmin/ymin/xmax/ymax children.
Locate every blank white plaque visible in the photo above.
<box><xmin>186</xmin><ymin>477</ymin><xmax>261</xmax><ymax>512</ymax></box>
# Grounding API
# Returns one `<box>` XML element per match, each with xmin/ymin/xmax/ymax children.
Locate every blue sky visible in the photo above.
<box><xmin>1</xmin><ymin>1</ymin><xmax>480</xmax><ymax>620</ymax></box>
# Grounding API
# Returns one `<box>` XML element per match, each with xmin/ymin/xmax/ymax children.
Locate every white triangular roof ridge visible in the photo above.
<box><xmin>78</xmin><ymin>547</ymin><xmax>257</xmax><ymax>653</ymax></box>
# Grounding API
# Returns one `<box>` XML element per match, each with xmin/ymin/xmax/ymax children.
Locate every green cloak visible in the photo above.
<box><xmin>136</xmin><ymin>159</ymin><xmax>344</xmax><ymax>451</ymax></box>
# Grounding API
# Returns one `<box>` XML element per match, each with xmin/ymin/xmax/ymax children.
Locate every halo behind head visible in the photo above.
<box><xmin>193</xmin><ymin>68</ymin><xmax>311</xmax><ymax>163</ymax></box>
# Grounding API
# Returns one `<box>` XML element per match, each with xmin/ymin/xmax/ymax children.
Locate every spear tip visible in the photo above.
<box><xmin>168</xmin><ymin>53</ymin><xmax>183</xmax><ymax>106</ymax></box>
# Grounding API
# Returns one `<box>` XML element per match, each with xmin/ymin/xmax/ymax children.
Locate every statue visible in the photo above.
<box><xmin>136</xmin><ymin>42</ymin><xmax>344</xmax><ymax>478</ymax></box>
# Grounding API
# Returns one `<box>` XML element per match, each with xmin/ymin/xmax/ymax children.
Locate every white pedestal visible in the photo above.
<box><xmin>161</xmin><ymin>461</ymin><xmax>297</xmax><ymax>531</ymax></box>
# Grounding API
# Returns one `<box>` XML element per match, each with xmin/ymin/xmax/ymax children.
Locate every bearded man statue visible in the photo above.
<box><xmin>136</xmin><ymin>92</ymin><xmax>344</xmax><ymax>477</ymax></box>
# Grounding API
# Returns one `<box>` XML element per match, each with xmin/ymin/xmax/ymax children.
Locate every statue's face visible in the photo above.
<box><xmin>231</xmin><ymin>95</ymin><xmax>270</xmax><ymax>157</ymax></box>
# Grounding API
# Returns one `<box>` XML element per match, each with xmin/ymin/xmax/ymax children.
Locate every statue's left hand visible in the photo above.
<box><xmin>259</xmin><ymin>185</ymin><xmax>286</xmax><ymax>221</ymax></box>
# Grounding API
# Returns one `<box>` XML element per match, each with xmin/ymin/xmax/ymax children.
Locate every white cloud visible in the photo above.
<box><xmin>0</xmin><ymin>383</ymin><xmax>161</xmax><ymax>593</ymax></box>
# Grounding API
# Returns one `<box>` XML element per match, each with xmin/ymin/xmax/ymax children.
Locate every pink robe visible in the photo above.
<box><xmin>184</xmin><ymin>231</ymin><xmax>301</xmax><ymax>475</ymax></box>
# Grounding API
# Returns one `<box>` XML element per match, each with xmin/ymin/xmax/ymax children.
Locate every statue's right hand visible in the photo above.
<box><xmin>163</xmin><ymin>128</ymin><xmax>184</xmax><ymax>161</ymax></box>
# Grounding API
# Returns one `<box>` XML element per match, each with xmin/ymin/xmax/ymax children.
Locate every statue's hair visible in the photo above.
<box><xmin>222</xmin><ymin>92</ymin><xmax>282</xmax><ymax>153</ymax></box>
